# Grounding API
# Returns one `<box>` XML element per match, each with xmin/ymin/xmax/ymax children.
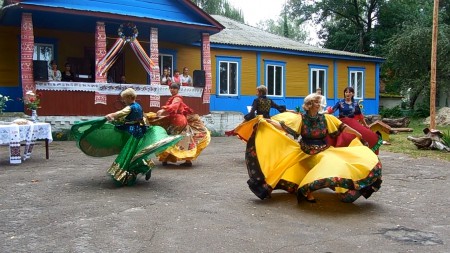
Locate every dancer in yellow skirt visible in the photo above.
<box><xmin>145</xmin><ymin>83</ymin><xmax>210</xmax><ymax>167</ymax></box>
<box><xmin>245</xmin><ymin>93</ymin><xmax>382</xmax><ymax>203</ymax></box>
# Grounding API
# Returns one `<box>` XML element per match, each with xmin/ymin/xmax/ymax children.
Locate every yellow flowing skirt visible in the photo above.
<box><xmin>245</xmin><ymin>116</ymin><xmax>382</xmax><ymax>202</ymax></box>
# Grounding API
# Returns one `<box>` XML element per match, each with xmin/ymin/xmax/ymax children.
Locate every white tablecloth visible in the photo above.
<box><xmin>0</xmin><ymin>122</ymin><xmax>53</xmax><ymax>164</ymax></box>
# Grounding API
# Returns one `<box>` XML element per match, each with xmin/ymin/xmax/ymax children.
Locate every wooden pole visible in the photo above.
<box><xmin>430</xmin><ymin>0</ymin><xmax>439</xmax><ymax>129</ymax></box>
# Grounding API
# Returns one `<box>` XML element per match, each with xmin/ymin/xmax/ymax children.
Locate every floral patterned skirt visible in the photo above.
<box><xmin>245</xmin><ymin>116</ymin><xmax>382</xmax><ymax>203</ymax></box>
<box><xmin>148</xmin><ymin>114</ymin><xmax>211</xmax><ymax>163</ymax></box>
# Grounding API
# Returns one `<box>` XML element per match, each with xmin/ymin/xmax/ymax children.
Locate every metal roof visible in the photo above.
<box><xmin>0</xmin><ymin>0</ymin><xmax>224</xmax><ymax>44</ymax></box>
<box><xmin>210</xmin><ymin>15</ymin><xmax>384</xmax><ymax>62</ymax></box>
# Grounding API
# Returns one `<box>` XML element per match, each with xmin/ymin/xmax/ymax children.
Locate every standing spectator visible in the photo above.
<box><xmin>61</xmin><ymin>63</ymin><xmax>74</xmax><ymax>82</ymax></box>
<box><xmin>180</xmin><ymin>67</ymin><xmax>193</xmax><ymax>86</ymax></box>
<box><xmin>48</xmin><ymin>60</ymin><xmax>62</xmax><ymax>81</ymax></box>
<box><xmin>161</xmin><ymin>68</ymin><xmax>172</xmax><ymax>85</ymax></box>
<box><xmin>119</xmin><ymin>75</ymin><xmax>127</xmax><ymax>84</ymax></box>
<box><xmin>315</xmin><ymin>87</ymin><xmax>327</xmax><ymax>114</ymax></box>
<box><xmin>172</xmin><ymin>69</ymin><xmax>181</xmax><ymax>86</ymax></box>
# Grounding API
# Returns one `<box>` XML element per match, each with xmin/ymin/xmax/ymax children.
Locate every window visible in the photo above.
<box><xmin>216</xmin><ymin>56</ymin><xmax>240</xmax><ymax>96</ymax></box>
<box><xmin>159</xmin><ymin>54</ymin><xmax>173</xmax><ymax>76</ymax></box>
<box><xmin>349</xmin><ymin>68</ymin><xmax>365</xmax><ymax>99</ymax></box>
<box><xmin>265</xmin><ymin>60</ymin><xmax>285</xmax><ymax>96</ymax></box>
<box><xmin>33</xmin><ymin>43</ymin><xmax>54</xmax><ymax>62</ymax></box>
<box><xmin>309</xmin><ymin>65</ymin><xmax>328</xmax><ymax>95</ymax></box>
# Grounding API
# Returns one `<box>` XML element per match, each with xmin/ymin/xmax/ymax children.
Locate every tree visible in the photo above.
<box><xmin>383</xmin><ymin>23</ymin><xmax>450</xmax><ymax>109</ymax></box>
<box><xmin>288</xmin><ymin>0</ymin><xmax>385</xmax><ymax>54</ymax></box>
<box><xmin>255</xmin><ymin>3</ymin><xmax>307</xmax><ymax>43</ymax></box>
<box><xmin>255</xmin><ymin>17</ymin><xmax>307</xmax><ymax>43</ymax></box>
<box><xmin>191</xmin><ymin>0</ymin><xmax>244</xmax><ymax>23</ymax></box>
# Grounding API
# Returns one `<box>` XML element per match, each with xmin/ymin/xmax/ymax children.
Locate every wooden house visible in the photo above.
<box><xmin>0</xmin><ymin>0</ymin><xmax>223</xmax><ymax>116</ymax></box>
<box><xmin>0</xmin><ymin>1</ymin><xmax>384</xmax><ymax>119</ymax></box>
<box><xmin>207</xmin><ymin>15</ymin><xmax>384</xmax><ymax>116</ymax></box>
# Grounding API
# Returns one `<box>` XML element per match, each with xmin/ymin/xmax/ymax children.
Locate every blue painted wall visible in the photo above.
<box><xmin>210</xmin><ymin>95</ymin><xmax>378</xmax><ymax>116</ymax></box>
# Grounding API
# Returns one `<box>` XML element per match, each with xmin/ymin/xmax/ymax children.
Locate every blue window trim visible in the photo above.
<box><xmin>348</xmin><ymin>66</ymin><xmax>366</xmax><ymax>99</ymax></box>
<box><xmin>333</xmin><ymin>60</ymin><xmax>338</xmax><ymax>103</ymax></box>
<box><xmin>263</xmin><ymin>59</ymin><xmax>286</xmax><ymax>98</ymax></box>
<box><xmin>308</xmin><ymin>64</ymin><xmax>329</xmax><ymax>95</ymax></box>
<box><xmin>256</xmin><ymin>52</ymin><xmax>261</xmax><ymax>87</ymax></box>
<box><xmin>215</xmin><ymin>55</ymin><xmax>242</xmax><ymax>97</ymax></box>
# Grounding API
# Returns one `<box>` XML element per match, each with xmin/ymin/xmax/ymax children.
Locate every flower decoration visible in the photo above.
<box><xmin>0</xmin><ymin>94</ymin><xmax>11</xmax><ymax>113</ymax></box>
<box><xmin>22</xmin><ymin>90</ymin><xmax>42</xmax><ymax>110</ymax></box>
<box><xmin>118</xmin><ymin>22</ymin><xmax>139</xmax><ymax>42</ymax></box>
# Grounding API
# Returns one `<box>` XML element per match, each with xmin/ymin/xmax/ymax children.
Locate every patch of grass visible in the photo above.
<box><xmin>381</xmin><ymin>118</ymin><xmax>450</xmax><ymax>162</ymax></box>
<box><xmin>209</xmin><ymin>130</ymin><xmax>224</xmax><ymax>137</ymax></box>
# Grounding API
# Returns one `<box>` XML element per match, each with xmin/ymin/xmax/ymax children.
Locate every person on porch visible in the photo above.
<box><xmin>48</xmin><ymin>60</ymin><xmax>62</xmax><ymax>81</ymax></box>
<box><xmin>61</xmin><ymin>63</ymin><xmax>74</xmax><ymax>82</ymax></box>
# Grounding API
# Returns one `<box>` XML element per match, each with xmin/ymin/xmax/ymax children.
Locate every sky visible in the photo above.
<box><xmin>226</xmin><ymin>0</ymin><xmax>285</xmax><ymax>26</ymax></box>
<box><xmin>225</xmin><ymin>0</ymin><xmax>320</xmax><ymax>46</ymax></box>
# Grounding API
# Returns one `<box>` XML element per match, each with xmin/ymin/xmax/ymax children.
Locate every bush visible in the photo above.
<box><xmin>442</xmin><ymin>130</ymin><xmax>450</xmax><ymax>148</ymax></box>
<box><xmin>412</xmin><ymin>102</ymin><xmax>430</xmax><ymax>118</ymax></box>
<box><xmin>379</xmin><ymin>106</ymin><xmax>403</xmax><ymax>118</ymax></box>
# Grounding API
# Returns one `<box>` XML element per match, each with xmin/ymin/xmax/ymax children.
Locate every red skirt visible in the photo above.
<box><xmin>333</xmin><ymin>117</ymin><xmax>381</xmax><ymax>154</ymax></box>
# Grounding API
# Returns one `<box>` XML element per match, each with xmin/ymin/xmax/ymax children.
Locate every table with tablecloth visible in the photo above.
<box><xmin>0</xmin><ymin>122</ymin><xmax>53</xmax><ymax>164</ymax></box>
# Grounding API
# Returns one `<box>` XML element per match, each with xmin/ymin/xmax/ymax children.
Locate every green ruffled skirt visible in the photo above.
<box><xmin>71</xmin><ymin>118</ymin><xmax>182</xmax><ymax>186</ymax></box>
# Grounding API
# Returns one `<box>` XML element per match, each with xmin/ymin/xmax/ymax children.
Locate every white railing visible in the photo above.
<box><xmin>35</xmin><ymin>81</ymin><xmax>204</xmax><ymax>97</ymax></box>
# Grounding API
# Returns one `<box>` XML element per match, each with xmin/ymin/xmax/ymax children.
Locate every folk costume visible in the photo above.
<box><xmin>225</xmin><ymin>95</ymin><xmax>286</xmax><ymax>138</ymax></box>
<box><xmin>329</xmin><ymin>99</ymin><xmax>382</xmax><ymax>154</ymax></box>
<box><xmin>146</xmin><ymin>93</ymin><xmax>210</xmax><ymax>166</ymax></box>
<box><xmin>245</xmin><ymin>95</ymin><xmax>286</xmax><ymax>120</ymax></box>
<box><xmin>71</xmin><ymin>102</ymin><xmax>182</xmax><ymax>186</ymax></box>
<box><xmin>244</xmin><ymin>111</ymin><xmax>382</xmax><ymax>203</ymax></box>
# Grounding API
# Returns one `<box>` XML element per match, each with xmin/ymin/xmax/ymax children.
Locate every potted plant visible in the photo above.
<box><xmin>0</xmin><ymin>94</ymin><xmax>11</xmax><ymax>114</ymax></box>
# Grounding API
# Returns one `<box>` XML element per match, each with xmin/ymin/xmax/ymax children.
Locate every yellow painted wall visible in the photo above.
<box><xmin>0</xmin><ymin>26</ymin><xmax>20</xmax><ymax>87</ymax></box>
<box><xmin>37</xmin><ymin>28</ymin><xmax>94</xmax><ymax>65</ymax></box>
<box><xmin>252</xmin><ymin>53</ymin><xmax>337</xmax><ymax>98</ymax></box>
<box><xmin>336</xmin><ymin>60</ymin><xmax>376</xmax><ymax>99</ymax></box>
<box><xmin>178</xmin><ymin>47</ymin><xmax>259</xmax><ymax>95</ymax></box>
<box><xmin>173</xmin><ymin>44</ymin><xmax>202</xmax><ymax>74</ymax></box>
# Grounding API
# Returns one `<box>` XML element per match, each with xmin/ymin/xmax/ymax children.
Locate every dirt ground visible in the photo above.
<box><xmin>1</xmin><ymin>138</ymin><xmax>449</xmax><ymax>253</ymax></box>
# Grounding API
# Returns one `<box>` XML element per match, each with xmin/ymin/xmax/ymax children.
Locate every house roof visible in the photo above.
<box><xmin>210</xmin><ymin>15</ymin><xmax>384</xmax><ymax>63</ymax></box>
<box><xmin>370</xmin><ymin>120</ymin><xmax>392</xmax><ymax>132</ymax></box>
<box><xmin>0</xmin><ymin>0</ymin><xmax>224</xmax><ymax>44</ymax></box>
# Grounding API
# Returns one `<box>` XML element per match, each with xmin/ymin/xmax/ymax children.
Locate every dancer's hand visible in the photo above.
<box><xmin>105</xmin><ymin>113</ymin><xmax>115</xmax><ymax>121</ymax></box>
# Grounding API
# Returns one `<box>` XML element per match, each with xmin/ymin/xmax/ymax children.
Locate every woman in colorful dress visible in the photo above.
<box><xmin>71</xmin><ymin>88</ymin><xmax>182</xmax><ymax>186</ymax></box>
<box><xmin>245</xmin><ymin>93</ymin><xmax>382</xmax><ymax>203</ymax></box>
<box><xmin>225</xmin><ymin>85</ymin><xmax>286</xmax><ymax>140</ymax></box>
<box><xmin>145</xmin><ymin>83</ymin><xmax>211</xmax><ymax>167</ymax></box>
<box><xmin>327</xmin><ymin>86</ymin><xmax>382</xmax><ymax>154</ymax></box>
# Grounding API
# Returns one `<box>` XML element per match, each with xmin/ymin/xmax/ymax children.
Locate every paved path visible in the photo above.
<box><xmin>1</xmin><ymin>138</ymin><xmax>449</xmax><ymax>252</ymax></box>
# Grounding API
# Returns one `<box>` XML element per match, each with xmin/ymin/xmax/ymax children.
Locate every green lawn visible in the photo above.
<box><xmin>380</xmin><ymin>118</ymin><xmax>450</xmax><ymax>162</ymax></box>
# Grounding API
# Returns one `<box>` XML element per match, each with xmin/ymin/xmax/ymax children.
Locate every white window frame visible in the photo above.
<box><xmin>349</xmin><ymin>69</ymin><xmax>365</xmax><ymax>99</ymax></box>
<box><xmin>265</xmin><ymin>62</ymin><xmax>285</xmax><ymax>97</ymax></box>
<box><xmin>309</xmin><ymin>66</ymin><xmax>327</xmax><ymax>96</ymax></box>
<box><xmin>217</xmin><ymin>60</ymin><xmax>239</xmax><ymax>96</ymax></box>
<box><xmin>159</xmin><ymin>53</ymin><xmax>174</xmax><ymax>76</ymax></box>
<box><xmin>33</xmin><ymin>43</ymin><xmax>54</xmax><ymax>62</ymax></box>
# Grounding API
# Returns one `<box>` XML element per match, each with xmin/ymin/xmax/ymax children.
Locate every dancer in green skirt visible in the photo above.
<box><xmin>71</xmin><ymin>88</ymin><xmax>182</xmax><ymax>186</ymax></box>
